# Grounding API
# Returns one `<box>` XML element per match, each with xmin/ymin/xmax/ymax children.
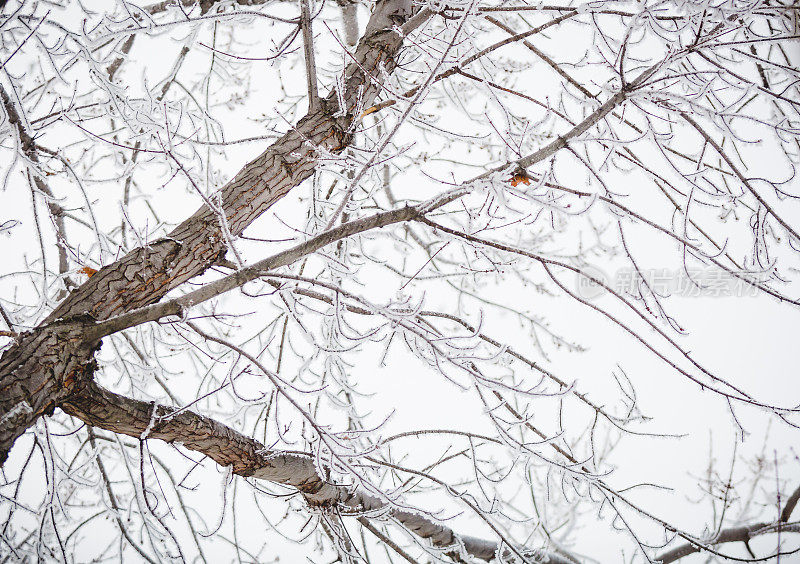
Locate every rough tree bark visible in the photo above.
<box><xmin>0</xmin><ymin>0</ymin><xmax>415</xmax><ymax>462</ymax></box>
<box><xmin>0</xmin><ymin>3</ymin><xmax>574</xmax><ymax>562</ymax></box>
<box><xmin>60</xmin><ymin>380</ymin><xmax>576</xmax><ymax>563</ymax></box>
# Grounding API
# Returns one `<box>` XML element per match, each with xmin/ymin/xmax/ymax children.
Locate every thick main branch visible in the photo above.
<box><xmin>61</xmin><ymin>380</ymin><xmax>572</xmax><ymax>563</ymax></box>
<box><xmin>0</xmin><ymin>0</ymin><xmax>427</xmax><ymax>464</ymax></box>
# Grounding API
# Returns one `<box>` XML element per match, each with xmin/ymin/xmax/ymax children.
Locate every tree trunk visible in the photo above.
<box><xmin>0</xmin><ymin>0</ymin><xmax>416</xmax><ymax>464</ymax></box>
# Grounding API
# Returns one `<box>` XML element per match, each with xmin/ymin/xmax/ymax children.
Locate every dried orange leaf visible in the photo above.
<box><xmin>510</xmin><ymin>173</ymin><xmax>531</xmax><ymax>187</ymax></box>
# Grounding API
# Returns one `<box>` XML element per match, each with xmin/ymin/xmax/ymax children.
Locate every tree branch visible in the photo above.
<box><xmin>60</xmin><ymin>379</ymin><xmax>572</xmax><ymax>563</ymax></box>
<box><xmin>0</xmin><ymin>84</ymin><xmax>73</xmax><ymax>288</ymax></box>
<box><xmin>82</xmin><ymin>204</ymin><xmax>423</xmax><ymax>342</ymax></box>
<box><xmin>0</xmin><ymin>0</ymin><xmax>431</xmax><ymax>464</ymax></box>
<box><xmin>299</xmin><ymin>0</ymin><xmax>320</xmax><ymax>109</ymax></box>
<box><xmin>655</xmin><ymin>519</ymin><xmax>800</xmax><ymax>563</ymax></box>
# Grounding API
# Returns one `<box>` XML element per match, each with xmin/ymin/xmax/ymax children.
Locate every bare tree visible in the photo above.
<box><xmin>0</xmin><ymin>0</ymin><xmax>799</xmax><ymax>562</ymax></box>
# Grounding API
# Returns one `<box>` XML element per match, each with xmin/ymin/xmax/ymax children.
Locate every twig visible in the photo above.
<box><xmin>299</xmin><ymin>0</ymin><xmax>319</xmax><ymax>109</ymax></box>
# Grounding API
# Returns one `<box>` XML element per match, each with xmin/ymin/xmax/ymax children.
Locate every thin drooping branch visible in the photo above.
<box><xmin>86</xmin><ymin>427</ymin><xmax>158</xmax><ymax>564</ymax></box>
<box><xmin>680</xmin><ymin>111</ymin><xmax>800</xmax><ymax>244</ymax></box>
<box><xmin>416</xmin><ymin>217</ymin><xmax>796</xmax><ymax>414</ymax></box>
<box><xmin>60</xmin><ymin>380</ymin><xmax>573</xmax><ymax>563</ymax></box>
<box><xmin>1</xmin><ymin>84</ymin><xmax>72</xmax><ymax>288</ymax></box>
<box><xmin>105</xmin><ymin>0</ymin><xmax>241</xmax><ymax>80</ymax></box>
